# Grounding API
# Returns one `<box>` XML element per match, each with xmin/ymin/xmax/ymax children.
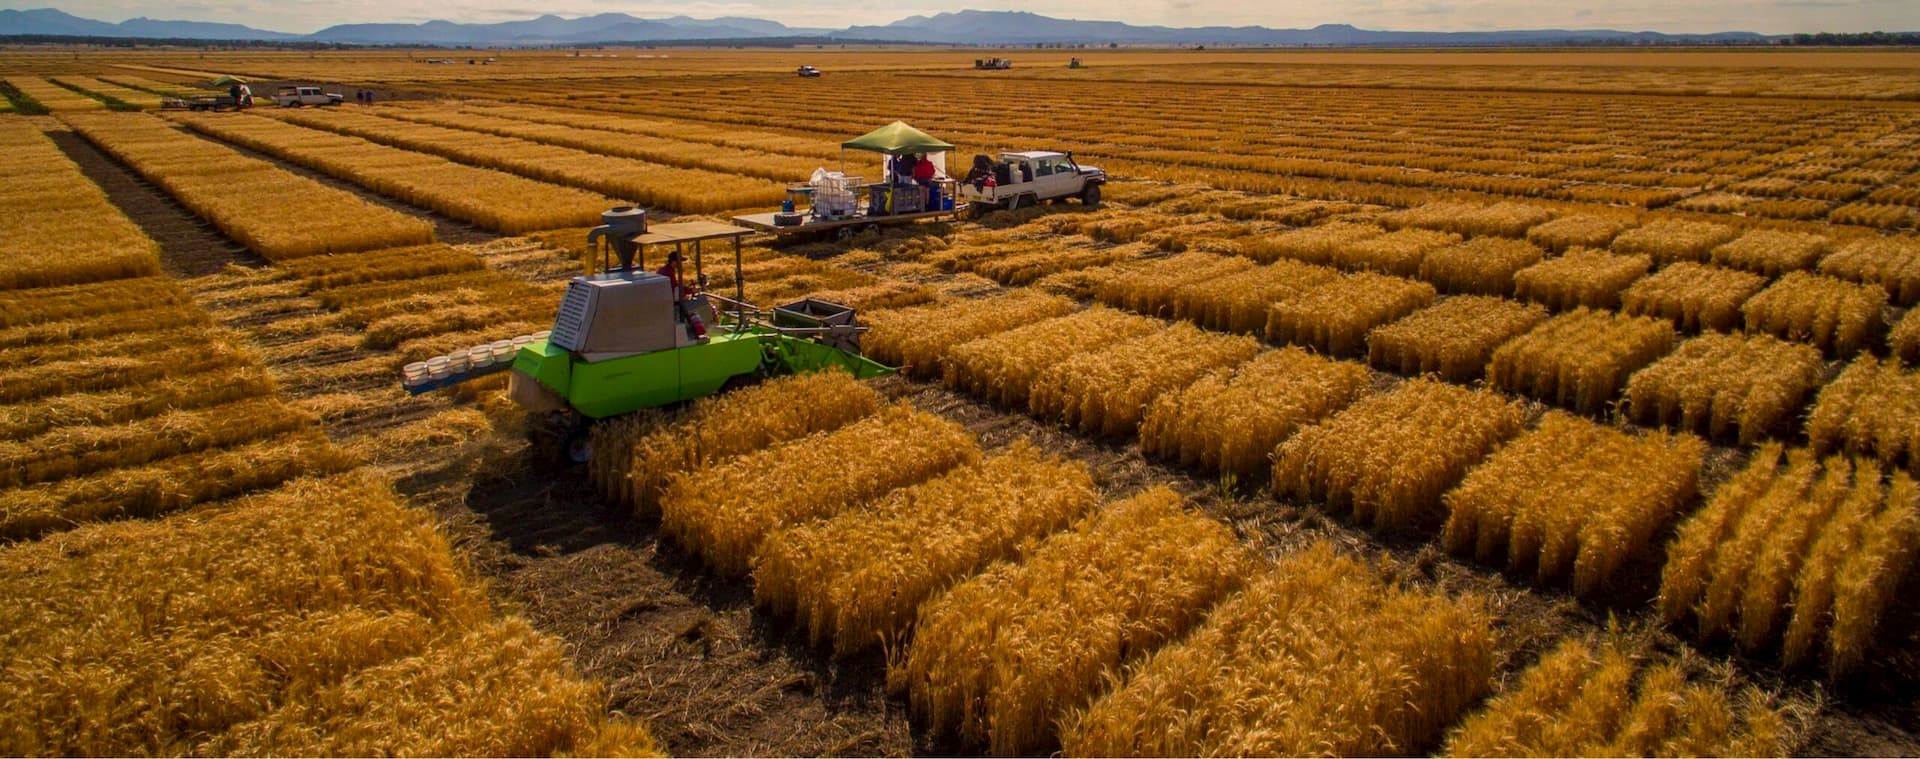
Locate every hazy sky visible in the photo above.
<box><xmin>9</xmin><ymin>0</ymin><xmax>1917</xmax><ymax>35</ymax></box>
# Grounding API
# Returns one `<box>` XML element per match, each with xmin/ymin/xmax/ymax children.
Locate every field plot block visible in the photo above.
<box><xmin>1489</xmin><ymin>308</ymin><xmax>1676</xmax><ymax>415</ymax></box>
<box><xmin>1625</xmin><ymin>332</ymin><xmax>1824</xmax><ymax>445</ymax></box>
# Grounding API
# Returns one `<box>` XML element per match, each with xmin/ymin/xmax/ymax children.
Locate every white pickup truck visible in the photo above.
<box><xmin>273</xmin><ymin>86</ymin><xmax>345</xmax><ymax>107</ymax></box>
<box><xmin>958</xmin><ymin>151</ymin><xmax>1106</xmax><ymax>211</ymax></box>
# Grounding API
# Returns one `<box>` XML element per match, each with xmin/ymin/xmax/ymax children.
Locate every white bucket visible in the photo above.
<box><xmin>402</xmin><ymin>361</ymin><xmax>429</xmax><ymax>385</ymax></box>
<box><xmin>531</xmin><ymin>330</ymin><xmax>551</xmax><ymax>342</ymax></box>
<box><xmin>490</xmin><ymin>340</ymin><xmax>515</xmax><ymax>361</ymax></box>
<box><xmin>446</xmin><ymin>349</ymin><xmax>470</xmax><ymax>373</ymax></box>
<box><xmin>468</xmin><ymin>345</ymin><xmax>494</xmax><ymax>368</ymax></box>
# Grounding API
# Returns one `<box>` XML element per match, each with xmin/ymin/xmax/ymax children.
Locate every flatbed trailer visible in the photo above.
<box><xmin>731</xmin><ymin>204</ymin><xmax>967</xmax><ymax>237</ymax></box>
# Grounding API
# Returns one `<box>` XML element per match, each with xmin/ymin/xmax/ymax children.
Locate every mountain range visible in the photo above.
<box><xmin>0</xmin><ymin>7</ymin><xmax>1776</xmax><ymax>46</ymax></box>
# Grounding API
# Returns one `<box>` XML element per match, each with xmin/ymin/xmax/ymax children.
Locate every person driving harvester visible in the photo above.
<box><xmin>655</xmin><ymin>251</ymin><xmax>706</xmax><ymax>340</ymax></box>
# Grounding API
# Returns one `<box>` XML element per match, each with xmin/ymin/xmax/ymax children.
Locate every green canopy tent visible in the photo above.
<box><xmin>841</xmin><ymin>121</ymin><xmax>954</xmax><ymax>183</ymax></box>
<box><xmin>208</xmin><ymin>75</ymin><xmax>249</xmax><ymax>87</ymax></box>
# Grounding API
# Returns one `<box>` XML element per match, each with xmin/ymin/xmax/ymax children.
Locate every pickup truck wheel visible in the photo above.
<box><xmin>1081</xmin><ymin>184</ymin><xmax>1103</xmax><ymax>206</ymax></box>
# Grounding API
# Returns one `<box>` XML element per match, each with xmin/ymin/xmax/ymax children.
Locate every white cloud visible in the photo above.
<box><xmin>4</xmin><ymin>0</ymin><xmax>1915</xmax><ymax>35</ymax></box>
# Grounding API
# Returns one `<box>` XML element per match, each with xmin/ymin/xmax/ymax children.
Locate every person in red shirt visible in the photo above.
<box><xmin>913</xmin><ymin>154</ymin><xmax>938</xmax><ymax>211</ymax></box>
<box><xmin>656</xmin><ymin>251</ymin><xmax>683</xmax><ymax>299</ymax></box>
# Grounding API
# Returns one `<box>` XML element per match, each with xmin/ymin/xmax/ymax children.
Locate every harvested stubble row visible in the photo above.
<box><xmin>1624</xmin><ymin>332</ymin><xmax>1825</xmax><ymax>445</ymax></box>
<box><xmin>1062</xmin><ymin>542</ymin><xmax>1495</xmax><ymax>757</ymax></box>
<box><xmin>1621</xmin><ymin>262</ymin><xmax>1769</xmax><ymax>332</ymax></box>
<box><xmin>0</xmin><ymin>121</ymin><xmax>161</xmax><ymax>290</ymax></box>
<box><xmin>1818</xmin><ymin>236</ymin><xmax>1920</xmax><ymax>305</ymax></box>
<box><xmin>1367</xmin><ymin>296</ymin><xmax>1547</xmax><ymax>382</ymax></box>
<box><xmin>0</xmin><ymin>428</ymin><xmax>356</xmax><ymax>541</ymax></box>
<box><xmin>900</xmin><ymin>487</ymin><xmax>1251</xmax><ymax>756</ymax></box>
<box><xmin>1441</xmin><ymin>637</ymin><xmax>1786</xmax><ymax>756</ymax></box>
<box><xmin>0</xmin><ymin>302</ymin><xmax>207</xmax><ymax>351</ymax></box>
<box><xmin>753</xmin><ymin>441</ymin><xmax>1098</xmax><ymax>657</ymax></box>
<box><xmin>0</xmin><ymin>337</ymin><xmax>255</xmax><ymax>405</ymax></box>
<box><xmin>1331</xmin><ymin>227</ymin><xmax>1461</xmax><ymax>276</ymax></box>
<box><xmin>862</xmin><ymin>291</ymin><xmax>1077</xmax><ymax>377</ymax></box>
<box><xmin>1711</xmin><ymin>229</ymin><xmax>1830</xmax><ymax>277</ymax></box>
<box><xmin>1029</xmin><ymin>323</ymin><xmax>1262</xmax><ymax>437</ymax></box>
<box><xmin>1443</xmin><ymin>411</ymin><xmax>1705</xmax><ymax>595</ymax></box>
<box><xmin>944</xmin><ymin>307</ymin><xmax>1162</xmax><ymax>408</ymax></box>
<box><xmin>0</xmin><ymin>277</ymin><xmax>189</xmax><ymax>329</ymax></box>
<box><xmin>659</xmin><ymin>405</ymin><xmax>979</xmax><ymax>577</ymax></box>
<box><xmin>1275</xmin><ymin>379</ymin><xmax>1526</xmax><ymax>531</ymax></box>
<box><xmin>1266</xmin><ymin>272</ymin><xmax>1436</xmax><ymax>356</ymax></box>
<box><xmin>586</xmin><ymin>370</ymin><xmax>882</xmax><ymax>513</ymax></box>
<box><xmin>0</xmin><ymin>473</ymin><xmax>654</xmax><ymax>756</ymax></box>
<box><xmin>271</xmin><ymin>108</ymin><xmax>784</xmax><ymax>213</ymax></box>
<box><xmin>0</xmin><ymin>361</ymin><xmax>272</xmax><ymax>441</ymax></box>
<box><xmin>457</xmin><ymin>102</ymin><xmax>843</xmax><ymax>160</ymax></box>
<box><xmin>1659</xmin><ymin>445</ymin><xmax>1920</xmax><ymax>673</ymax></box>
<box><xmin>1526</xmin><ymin>213</ymin><xmax>1636</xmax><ymax>253</ymax></box>
<box><xmin>1242</xmin><ymin>220</ymin><xmax>1383</xmax><ymax>265</ymax></box>
<box><xmin>0</xmin><ymin>396</ymin><xmax>313</xmax><ymax>491</ymax></box>
<box><xmin>1091</xmin><ymin>251</ymin><xmax>1256</xmax><ymax>317</ymax></box>
<box><xmin>1490</xmin><ymin>308</ymin><xmax>1676</xmax><ymax>415</ymax></box>
<box><xmin>1169</xmin><ymin>258</ymin><xmax>1341</xmax><ymax>334</ymax></box>
<box><xmin>61</xmin><ymin>113</ymin><xmax>434</xmax><ymax>259</ymax></box>
<box><xmin>1419</xmin><ymin>237</ymin><xmax>1546</xmax><ymax>295</ymax></box>
<box><xmin>1140</xmin><ymin>347</ymin><xmax>1369</xmax><ymax>481</ymax></box>
<box><xmin>1743</xmin><ymin>271</ymin><xmax>1887</xmax><ymax>356</ymax></box>
<box><xmin>1610</xmin><ymin>219</ymin><xmax>1740</xmax><ymax>265</ymax></box>
<box><xmin>1513</xmin><ymin>248</ymin><xmax>1651</xmax><ymax>310</ymax></box>
<box><xmin>1379</xmin><ymin>199</ymin><xmax>1554</xmax><ymax>238</ymax></box>
<box><xmin>1805</xmin><ymin>356</ymin><xmax>1920</xmax><ymax>471</ymax></box>
<box><xmin>170</xmin><ymin>112</ymin><xmax>611</xmax><ymax>234</ymax></box>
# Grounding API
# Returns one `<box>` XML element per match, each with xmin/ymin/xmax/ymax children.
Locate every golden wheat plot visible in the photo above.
<box><xmin>4</xmin><ymin>76</ymin><xmax>105</xmax><ymax>111</ymax></box>
<box><xmin>1242</xmin><ymin>220</ymin><xmax>1385</xmax><ymax>265</ymax></box>
<box><xmin>1091</xmin><ymin>251</ymin><xmax>1256</xmax><ymax>317</ymax></box>
<box><xmin>1710</xmin><ymin>229</ymin><xmax>1830</xmax><ymax>276</ymax></box>
<box><xmin>1620</xmin><ymin>262</ymin><xmax>1769</xmax><ymax>332</ymax></box>
<box><xmin>1330</xmin><ymin>227</ymin><xmax>1462</xmax><ymax>276</ymax></box>
<box><xmin>1441</xmin><ymin>637</ymin><xmax>1787</xmax><ymax>756</ymax></box>
<box><xmin>1419</xmin><ymin>237</ymin><xmax>1547</xmax><ymax>295</ymax></box>
<box><xmin>659</xmin><ymin>405</ymin><xmax>980</xmax><ymax>577</ymax></box>
<box><xmin>0</xmin><ymin>121</ymin><xmax>162</xmax><ymax>290</ymax></box>
<box><xmin>1892</xmin><ymin>308</ymin><xmax>1920</xmax><ymax>364</ymax></box>
<box><xmin>1380</xmin><ymin>200</ymin><xmax>1554</xmax><ymax>238</ymax></box>
<box><xmin>862</xmin><ymin>291</ymin><xmax>1076</xmax><ymax>376</ymax></box>
<box><xmin>944</xmin><ymin>307</ymin><xmax>1163</xmax><ymax>408</ymax></box>
<box><xmin>1443</xmin><ymin>412</ymin><xmax>1705</xmax><ymax>594</ymax></box>
<box><xmin>61</xmin><ymin>113</ymin><xmax>435</xmax><ymax>259</ymax></box>
<box><xmin>1611</xmin><ymin>219</ymin><xmax>1740</xmax><ymax>265</ymax></box>
<box><xmin>1804</xmin><ymin>356</ymin><xmax>1920</xmax><ymax>471</ymax></box>
<box><xmin>1367</xmin><ymin>296</ymin><xmax>1548</xmax><ymax>382</ymax></box>
<box><xmin>1169</xmin><ymin>259</ymin><xmax>1342</xmax><ymax>334</ymax></box>
<box><xmin>1513</xmin><ymin>248</ymin><xmax>1651</xmax><ymax>310</ymax></box>
<box><xmin>752</xmin><ymin>441</ymin><xmax>1098</xmax><ymax>657</ymax></box>
<box><xmin>900</xmin><ymin>487</ymin><xmax>1252</xmax><ymax>755</ymax></box>
<box><xmin>586</xmin><ymin>370</ymin><xmax>883</xmax><ymax>512</ymax></box>
<box><xmin>0</xmin><ymin>473</ymin><xmax>649</xmax><ymax>756</ymax></box>
<box><xmin>1489</xmin><ymin>308</ymin><xmax>1676</xmax><ymax>415</ymax></box>
<box><xmin>1527</xmin><ymin>213</ymin><xmax>1637</xmax><ymax>252</ymax></box>
<box><xmin>1658</xmin><ymin>445</ymin><xmax>1920</xmax><ymax>673</ymax></box>
<box><xmin>1818</xmin><ymin>235</ymin><xmax>1920</xmax><ymax>305</ymax></box>
<box><xmin>170</xmin><ymin>112</ymin><xmax>612</xmax><ymax>234</ymax></box>
<box><xmin>1742</xmin><ymin>271</ymin><xmax>1887</xmax><ymax>356</ymax></box>
<box><xmin>1029</xmin><ymin>323</ymin><xmax>1261</xmax><ymax>437</ymax></box>
<box><xmin>1139</xmin><ymin>347</ymin><xmax>1370</xmax><ymax>481</ymax></box>
<box><xmin>1266</xmin><ymin>272</ymin><xmax>1436</xmax><ymax>356</ymax></box>
<box><xmin>1275</xmin><ymin>378</ymin><xmax>1525</xmax><ymax>530</ymax></box>
<box><xmin>1625</xmin><ymin>332</ymin><xmax>1824</xmax><ymax>445</ymax></box>
<box><xmin>1062</xmin><ymin>542</ymin><xmax>1494</xmax><ymax>757</ymax></box>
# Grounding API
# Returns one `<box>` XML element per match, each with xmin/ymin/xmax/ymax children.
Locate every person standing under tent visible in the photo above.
<box><xmin>913</xmin><ymin>153</ymin><xmax>938</xmax><ymax>211</ymax></box>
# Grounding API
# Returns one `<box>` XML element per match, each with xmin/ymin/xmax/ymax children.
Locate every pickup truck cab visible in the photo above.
<box><xmin>274</xmin><ymin>86</ymin><xmax>344</xmax><ymax>107</ymax></box>
<box><xmin>958</xmin><ymin>151</ymin><xmax>1106</xmax><ymax>211</ymax></box>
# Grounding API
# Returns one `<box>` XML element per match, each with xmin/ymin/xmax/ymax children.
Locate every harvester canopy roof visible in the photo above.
<box><xmin>842</xmin><ymin>121</ymin><xmax>954</xmax><ymax>155</ymax></box>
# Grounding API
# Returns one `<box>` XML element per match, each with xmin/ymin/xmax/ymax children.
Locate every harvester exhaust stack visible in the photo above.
<box><xmin>585</xmin><ymin>206</ymin><xmax>648</xmax><ymax>270</ymax></box>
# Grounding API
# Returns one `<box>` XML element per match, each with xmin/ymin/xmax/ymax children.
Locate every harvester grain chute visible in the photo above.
<box><xmin>401</xmin><ymin>211</ymin><xmax>893</xmax><ymax>463</ymax></box>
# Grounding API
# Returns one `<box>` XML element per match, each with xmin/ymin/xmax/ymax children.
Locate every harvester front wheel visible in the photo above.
<box><xmin>531</xmin><ymin>410</ymin><xmax>591</xmax><ymax>468</ymax></box>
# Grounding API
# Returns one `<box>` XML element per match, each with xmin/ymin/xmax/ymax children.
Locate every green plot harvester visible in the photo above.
<box><xmin>401</xmin><ymin>211</ymin><xmax>892</xmax><ymax>462</ymax></box>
